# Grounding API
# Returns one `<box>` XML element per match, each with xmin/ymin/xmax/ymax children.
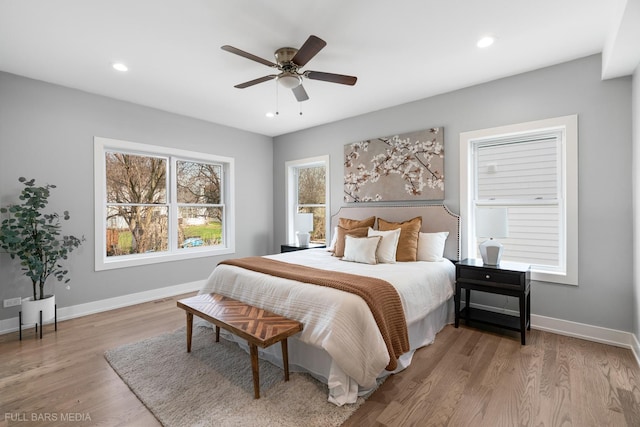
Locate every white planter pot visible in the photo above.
<box><xmin>21</xmin><ymin>294</ymin><xmax>56</xmax><ymax>325</ymax></box>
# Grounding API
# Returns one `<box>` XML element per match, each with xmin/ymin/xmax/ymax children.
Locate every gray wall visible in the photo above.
<box><xmin>273</xmin><ymin>54</ymin><xmax>634</xmax><ymax>332</ymax></box>
<box><xmin>0</xmin><ymin>72</ymin><xmax>274</xmax><ymax>321</ymax></box>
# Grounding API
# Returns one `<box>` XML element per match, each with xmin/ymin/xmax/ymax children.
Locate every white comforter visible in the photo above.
<box><xmin>200</xmin><ymin>249</ymin><xmax>454</xmax><ymax>399</ymax></box>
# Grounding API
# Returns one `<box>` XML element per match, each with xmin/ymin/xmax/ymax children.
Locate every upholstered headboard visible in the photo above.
<box><xmin>330</xmin><ymin>204</ymin><xmax>460</xmax><ymax>261</ymax></box>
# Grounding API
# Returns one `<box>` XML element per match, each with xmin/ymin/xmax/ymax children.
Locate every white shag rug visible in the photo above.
<box><xmin>105</xmin><ymin>326</ymin><xmax>374</xmax><ymax>427</ymax></box>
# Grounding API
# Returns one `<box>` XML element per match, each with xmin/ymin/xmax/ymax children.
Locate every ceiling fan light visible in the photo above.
<box><xmin>278</xmin><ymin>73</ymin><xmax>301</xmax><ymax>89</ymax></box>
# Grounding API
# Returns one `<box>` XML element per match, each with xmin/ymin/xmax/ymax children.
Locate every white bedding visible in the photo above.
<box><xmin>200</xmin><ymin>248</ymin><xmax>455</xmax><ymax>404</ymax></box>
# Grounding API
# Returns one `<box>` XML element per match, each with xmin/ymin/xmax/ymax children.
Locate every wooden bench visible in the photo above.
<box><xmin>177</xmin><ymin>293</ymin><xmax>303</xmax><ymax>399</ymax></box>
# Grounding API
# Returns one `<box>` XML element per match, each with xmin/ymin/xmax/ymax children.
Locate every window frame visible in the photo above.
<box><xmin>285</xmin><ymin>155</ymin><xmax>330</xmax><ymax>244</ymax></box>
<box><xmin>460</xmin><ymin>115</ymin><xmax>578</xmax><ymax>285</ymax></box>
<box><xmin>94</xmin><ymin>137</ymin><xmax>235</xmax><ymax>271</ymax></box>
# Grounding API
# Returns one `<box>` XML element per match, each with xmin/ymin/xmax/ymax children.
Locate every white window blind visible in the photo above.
<box><xmin>473</xmin><ymin>132</ymin><xmax>564</xmax><ymax>273</ymax></box>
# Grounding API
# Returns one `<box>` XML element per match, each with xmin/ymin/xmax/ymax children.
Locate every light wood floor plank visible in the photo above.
<box><xmin>1</xmin><ymin>295</ymin><xmax>639</xmax><ymax>427</ymax></box>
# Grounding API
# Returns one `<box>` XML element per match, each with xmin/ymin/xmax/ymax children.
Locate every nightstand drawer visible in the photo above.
<box><xmin>458</xmin><ymin>268</ymin><xmax>523</xmax><ymax>287</ymax></box>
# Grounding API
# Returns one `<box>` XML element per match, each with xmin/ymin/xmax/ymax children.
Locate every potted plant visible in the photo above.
<box><xmin>0</xmin><ymin>177</ymin><xmax>84</xmax><ymax>326</ymax></box>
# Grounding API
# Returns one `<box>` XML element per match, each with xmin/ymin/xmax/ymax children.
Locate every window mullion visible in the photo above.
<box><xmin>169</xmin><ymin>156</ymin><xmax>177</xmax><ymax>252</ymax></box>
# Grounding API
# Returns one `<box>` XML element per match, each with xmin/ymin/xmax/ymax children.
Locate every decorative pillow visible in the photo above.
<box><xmin>332</xmin><ymin>225</ymin><xmax>369</xmax><ymax>257</ymax></box>
<box><xmin>342</xmin><ymin>235</ymin><xmax>382</xmax><ymax>265</ymax></box>
<box><xmin>378</xmin><ymin>217</ymin><xmax>422</xmax><ymax>262</ymax></box>
<box><xmin>367</xmin><ymin>227</ymin><xmax>401</xmax><ymax>263</ymax></box>
<box><xmin>326</xmin><ymin>226</ymin><xmax>338</xmax><ymax>252</ymax></box>
<box><xmin>338</xmin><ymin>216</ymin><xmax>375</xmax><ymax>230</ymax></box>
<box><xmin>417</xmin><ymin>232</ymin><xmax>449</xmax><ymax>262</ymax></box>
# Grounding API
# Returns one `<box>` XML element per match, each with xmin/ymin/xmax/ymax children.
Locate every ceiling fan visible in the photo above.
<box><xmin>221</xmin><ymin>35</ymin><xmax>357</xmax><ymax>102</ymax></box>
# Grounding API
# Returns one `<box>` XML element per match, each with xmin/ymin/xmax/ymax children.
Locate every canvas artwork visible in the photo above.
<box><xmin>344</xmin><ymin>127</ymin><xmax>445</xmax><ymax>202</ymax></box>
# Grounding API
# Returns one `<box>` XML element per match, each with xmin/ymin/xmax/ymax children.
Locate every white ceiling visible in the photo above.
<box><xmin>0</xmin><ymin>0</ymin><xmax>637</xmax><ymax>137</ymax></box>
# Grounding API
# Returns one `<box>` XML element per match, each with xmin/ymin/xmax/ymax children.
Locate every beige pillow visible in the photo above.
<box><xmin>417</xmin><ymin>232</ymin><xmax>449</xmax><ymax>262</ymax></box>
<box><xmin>378</xmin><ymin>217</ymin><xmax>422</xmax><ymax>262</ymax></box>
<box><xmin>338</xmin><ymin>216</ymin><xmax>375</xmax><ymax>230</ymax></box>
<box><xmin>342</xmin><ymin>235</ymin><xmax>382</xmax><ymax>265</ymax></box>
<box><xmin>332</xmin><ymin>225</ymin><xmax>369</xmax><ymax>257</ymax></box>
<box><xmin>328</xmin><ymin>216</ymin><xmax>375</xmax><ymax>253</ymax></box>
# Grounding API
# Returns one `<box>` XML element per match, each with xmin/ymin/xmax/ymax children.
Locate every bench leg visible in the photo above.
<box><xmin>250</xmin><ymin>343</ymin><xmax>260</xmax><ymax>399</ymax></box>
<box><xmin>281</xmin><ymin>339</ymin><xmax>290</xmax><ymax>382</ymax></box>
<box><xmin>215</xmin><ymin>325</ymin><xmax>220</xmax><ymax>342</ymax></box>
<box><xmin>186</xmin><ymin>312</ymin><xmax>193</xmax><ymax>353</ymax></box>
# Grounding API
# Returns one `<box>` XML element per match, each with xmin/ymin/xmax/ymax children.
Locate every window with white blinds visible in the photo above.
<box><xmin>473</xmin><ymin>134</ymin><xmax>563</xmax><ymax>271</ymax></box>
<box><xmin>460</xmin><ymin>115</ymin><xmax>578</xmax><ymax>285</ymax></box>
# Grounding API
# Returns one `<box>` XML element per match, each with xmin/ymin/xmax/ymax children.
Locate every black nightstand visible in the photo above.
<box><xmin>280</xmin><ymin>243</ymin><xmax>326</xmax><ymax>253</ymax></box>
<box><xmin>454</xmin><ymin>258</ymin><xmax>531</xmax><ymax>344</ymax></box>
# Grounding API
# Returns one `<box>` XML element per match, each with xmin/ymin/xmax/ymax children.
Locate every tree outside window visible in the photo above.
<box><xmin>287</xmin><ymin>156</ymin><xmax>329</xmax><ymax>246</ymax></box>
<box><xmin>105</xmin><ymin>153</ymin><xmax>225</xmax><ymax>257</ymax></box>
<box><xmin>297</xmin><ymin>166</ymin><xmax>326</xmax><ymax>243</ymax></box>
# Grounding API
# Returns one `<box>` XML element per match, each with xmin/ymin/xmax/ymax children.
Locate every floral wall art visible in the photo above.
<box><xmin>343</xmin><ymin>127</ymin><xmax>445</xmax><ymax>202</ymax></box>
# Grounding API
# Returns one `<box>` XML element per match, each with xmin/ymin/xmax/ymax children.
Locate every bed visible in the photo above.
<box><xmin>199</xmin><ymin>204</ymin><xmax>460</xmax><ymax>405</ymax></box>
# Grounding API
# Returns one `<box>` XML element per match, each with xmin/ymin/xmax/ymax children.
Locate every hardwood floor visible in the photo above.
<box><xmin>1</xmin><ymin>294</ymin><xmax>639</xmax><ymax>427</ymax></box>
<box><xmin>344</xmin><ymin>325</ymin><xmax>640</xmax><ymax>427</ymax></box>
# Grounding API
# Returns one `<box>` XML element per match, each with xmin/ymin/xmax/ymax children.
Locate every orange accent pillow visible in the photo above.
<box><xmin>338</xmin><ymin>216</ymin><xmax>375</xmax><ymax>230</ymax></box>
<box><xmin>332</xmin><ymin>225</ymin><xmax>370</xmax><ymax>257</ymax></box>
<box><xmin>377</xmin><ymin>217</ymin><xmax>422</xmax><ymax>262</ymax></box>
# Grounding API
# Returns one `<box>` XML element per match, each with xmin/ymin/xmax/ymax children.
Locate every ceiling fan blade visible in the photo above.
<box><xmin>234</xmin><ymin>75</ymin><xmax>277</xmax><ymax>89</ymax></box>
<box><xmin>306</xmin><ymin>71</ymin><xmax>357</xmax><ymax>86</ymax></box>
<box><xmin>292</xmin><ymin>85</ymin><xmax>309</xmax><ymax>102</ymax></box>
<box><xmin>291</xmin><ymin>35</ymin><xmax>327</xmax><ymax>67</ymax></box>
<box><xmin>221</xmin><ymin>45</ymin><xmax>278</xmax><ymax>68</ymax></box>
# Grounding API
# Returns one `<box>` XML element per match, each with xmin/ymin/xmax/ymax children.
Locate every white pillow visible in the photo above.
<box><xmin>417</xmin><ymin>232</ymin><xmax>449</xmax><ymax>262</ymax></box>
<box><xmin>327</xmin><ymin>226</ymin><xmax>338</xmax><ymax>252</ymax></box>
<box><xmin>367</xmin><ymin>227</ymin><xmax>401</xmax><ymax>263</ymax></box>
<box><xmin>342</xmin><ymin>235</ymin><xmax>382</xmax><ymax>265</ymax></box>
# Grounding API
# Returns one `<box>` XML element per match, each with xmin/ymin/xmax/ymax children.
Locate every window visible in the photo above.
<box><xmin>286</xmin><ymin>156</ymin><xmax>330</xmax><ymax>244</ymax></box>
<box><xmin>95</xmin><ymin>137</ymin><xmax>235</xmax><ymax>270</ymax></box>
<box><xmin>460</xmin><ymin>115</ymin><xmax>578</xmax><ymax>285</ymax></box>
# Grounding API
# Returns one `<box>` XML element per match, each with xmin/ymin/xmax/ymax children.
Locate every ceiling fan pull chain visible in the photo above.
<box><xmin>275</xmin><ymin>80</ymin><xmax>279</xmax><ymax>116</ymax></box>
<box><xmin>299</xmin><ymin>103</ymin><xmax>303</xmax><ymax>116</ymax></box>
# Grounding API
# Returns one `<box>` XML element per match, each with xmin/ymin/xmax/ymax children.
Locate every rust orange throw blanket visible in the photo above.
<box><xmin>219</xmin><ymin>256</ymin><xmax>409</xmax><ymax>371</ymax></box>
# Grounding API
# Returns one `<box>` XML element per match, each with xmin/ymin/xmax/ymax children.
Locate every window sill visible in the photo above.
<box><xmin>95</xmin><ymin>246</ymin><xmax>235</xmax><ymax>271</ymax></box>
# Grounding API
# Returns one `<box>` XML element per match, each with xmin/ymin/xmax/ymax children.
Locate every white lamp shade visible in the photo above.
<box><xmin>476</xmin><ymin>208</ymin><xmax>508</xmax><ymax>265</ymax></box>
<box><xmin>475</xmin><ymin>208</ymin><xmax>509</xmax><ymax>238</ymax></box>
<box><xmin>295</xmin><ymin>213</ymin><xmax>314</xmax><ymax>233</ymax></box>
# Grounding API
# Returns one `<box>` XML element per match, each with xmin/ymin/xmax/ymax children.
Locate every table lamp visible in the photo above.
<box><xmin>476</xmin><ymin>207</ymin><xmax>509</xmax><ymax>266</ymax></box>
<box><xmin>295</xmin><ymin>213</ymin><xmax>314</xmax><ymax>247</ymax></box>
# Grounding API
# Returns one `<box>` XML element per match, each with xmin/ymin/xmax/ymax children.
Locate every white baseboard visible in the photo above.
<box><xmin>3</xmin><ymin>292</ymin><xmax>639</xmax><ymax>368</ymax></box>
<box><xmin>628</xmin><ymin>330</ymin><xmax>640</xmax><ymax>367</ymax></box>
<box><xmin>0</xmin><ymin>280</ymin><xmax>204</xmax><ymax>335</ymax></box>
<box><xmin>465</xmin><ymin>301</ymin><xmax>640</xmax><ymax>366</ymax></box>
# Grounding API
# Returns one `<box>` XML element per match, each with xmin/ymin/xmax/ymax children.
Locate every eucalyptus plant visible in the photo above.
<box><xmin>0</xmin><ymin>177</ymin><xmax>84</xmax><ymax>300</ymax></box>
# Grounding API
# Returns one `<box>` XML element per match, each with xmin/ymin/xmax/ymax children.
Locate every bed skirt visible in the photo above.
<box><xmin>196</xmin><ymin>297</ymin><xmax>453</xmax><ymax>406</ymax></box>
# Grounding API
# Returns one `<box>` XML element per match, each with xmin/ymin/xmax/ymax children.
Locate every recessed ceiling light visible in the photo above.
<box><xmin>265</xmin><ymin>112</ymin><xmax>275</xmax><ymax>118</ymax></box>
<box><xmin>476</xmin><ymin>36</ymin><xmax>495</xmax><ymax>48</ymax></box>
<box><xmin>112</xmin><ymin>62</ymin><xmax>128</xmax><ymax>72</ymax></box>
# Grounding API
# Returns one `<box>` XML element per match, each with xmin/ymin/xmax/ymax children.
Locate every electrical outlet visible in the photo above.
<box><xmin>3</xmin><ymin>297</ymin><xmax>22</xmax><ymax>308</ymax></box>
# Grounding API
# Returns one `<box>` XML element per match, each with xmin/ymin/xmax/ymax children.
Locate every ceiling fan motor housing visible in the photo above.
<box><xmin>274</xmin><ymin>47</ymin><xmax>302</xmax><ymax>88</ymax></box>
<box><xmin>274</xmin><ymin>47</ymin><xmax>298</xmax><ymax>65</ymax></box>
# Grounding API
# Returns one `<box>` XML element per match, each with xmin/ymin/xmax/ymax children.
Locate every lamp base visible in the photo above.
<box><xmin>479</xmin><ymin>239</ymin><xmax>503</xmax><ymax>266</ymax></box>
<box><xmin>296</xmin><ymin>232</ymin><xmax>310</xmax><ymax>247</ymax></box>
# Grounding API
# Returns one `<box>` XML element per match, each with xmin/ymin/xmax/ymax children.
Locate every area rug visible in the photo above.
<box><xmin>105</xmin><ymin>326</ymin><xmax>375</xmax><ymax>427</ymax></box>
